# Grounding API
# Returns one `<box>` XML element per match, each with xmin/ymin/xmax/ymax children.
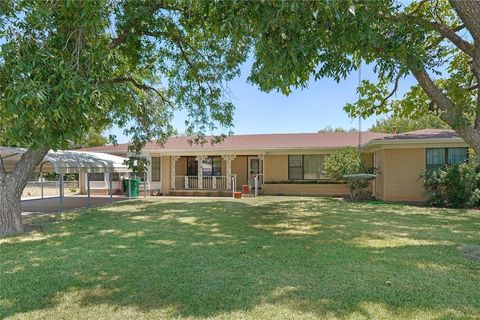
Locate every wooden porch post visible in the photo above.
<box><xmin>222</xmin><ymin>155</ymin><xmax>237</xmax><ymax>190</ymax></box>
<box><xmin>170</xmin><ymin>156</ymin><xmax>180</xmax><ymax>190</ymax></box>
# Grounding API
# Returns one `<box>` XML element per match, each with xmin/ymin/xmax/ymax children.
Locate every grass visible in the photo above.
<box><xmin>1</xmin><ymin>196</ymin><xmax>480</xmax><ymax>319</ymax></box>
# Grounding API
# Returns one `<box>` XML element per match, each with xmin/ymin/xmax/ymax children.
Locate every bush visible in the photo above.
<box><xmin>423</xmin><ymin>160</ymin><xmax>480</xmax><ymax>208</ymax></box>
<box><xmin>324</xmin><ymin>147</ymin><xmax>373</xmax><ymax>200</ymax></box>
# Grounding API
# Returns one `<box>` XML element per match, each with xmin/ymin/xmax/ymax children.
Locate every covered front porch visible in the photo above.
<box><xmin>169</xmin><ymin>154</ymin><xmax>264</xmax><ymax>192</ymax></box>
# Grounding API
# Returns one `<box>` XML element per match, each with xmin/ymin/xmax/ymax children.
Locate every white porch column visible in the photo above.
<box><xmin>259</xmin><ymin>154</ymin><xmax>265</xmax><ymax>184</ymax></box>
<box><xmin>170</xmin><ymin>156</ymin><xmax>180</xmax><ymax>190</ymax></box>
<box><xmin>195</xmin><ymin>155</ymin><xmax>207</xmax><ymax>189</ymax></box>
<box><xmin>222</xmin><ymin>155</ymin><xmax>237</xmax><ymax>190</ymax></box>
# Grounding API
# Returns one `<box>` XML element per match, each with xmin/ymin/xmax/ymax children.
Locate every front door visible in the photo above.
<box><xmin>248</xmin><ymin>157</ymin><xmax>263</xmax><ymax>189</ymax></box>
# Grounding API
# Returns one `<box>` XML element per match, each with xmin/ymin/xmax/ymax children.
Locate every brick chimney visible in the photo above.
<box><xmin>392</xmin><ymin>126</ymin><xmax>397</xmax><ymax>134</ymax></box>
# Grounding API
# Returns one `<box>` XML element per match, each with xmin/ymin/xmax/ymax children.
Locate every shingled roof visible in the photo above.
<box><xmin>80</xmin><ymin>129</ymin><xmax>465</xmax><ymax>153</ymax></box>
<box><xmin>370</xmin><ymin>129</ymin><xmax>460</xmax><ymax>141</ymax></box>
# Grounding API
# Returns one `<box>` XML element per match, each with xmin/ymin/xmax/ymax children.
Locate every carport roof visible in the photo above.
<box><xmin>0</xmin><ymin>147</ymin><xmax>131</xmax><ymax>174</ymax></box>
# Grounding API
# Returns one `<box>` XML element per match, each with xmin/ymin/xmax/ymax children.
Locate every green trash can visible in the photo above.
<box><xmin>124</xmin><ymin>178</ymin><xmax>141</xmax><ymax>197</ymax></box>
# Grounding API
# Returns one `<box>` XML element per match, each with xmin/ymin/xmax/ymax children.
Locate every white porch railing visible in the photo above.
<box><xmin>174</xmin><ymin>175</ymin><xmax>231</xmax><ymax>190</ymax></box>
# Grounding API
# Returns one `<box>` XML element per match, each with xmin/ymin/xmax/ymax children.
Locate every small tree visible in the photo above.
<box><xmin>324</xmin><ymin>147</ymin><xmax>371</xmax><ymax>200</ymax></box>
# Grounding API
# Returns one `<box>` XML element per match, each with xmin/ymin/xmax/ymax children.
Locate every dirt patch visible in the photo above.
<box><xmin>459</xmin><ymin>244</ymin><xmax>480</xmax><ymax>261</ymax></box>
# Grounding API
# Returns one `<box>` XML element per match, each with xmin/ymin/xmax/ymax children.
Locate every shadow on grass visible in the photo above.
<box><xmin>1</xmin><ymin>197</ymin><xmax>480</xmax><ymax>319</ymax></box>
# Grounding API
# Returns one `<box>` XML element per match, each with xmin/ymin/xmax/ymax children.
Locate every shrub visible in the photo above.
<box><xmin>324</xmin><ymin>147</ymin><xmax>373</xmax><ymax>200</ymax></box>
<box><xmin>423</xmin><ymin>160</ymin><xmax>480</xmax><ymax>208</ymax></box>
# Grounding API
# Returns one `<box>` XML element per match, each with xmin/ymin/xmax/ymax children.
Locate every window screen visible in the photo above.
<box><xmin>448</xmin><ymin>148</ymin><xmax>468</xmax><ymax>165</ymax></box>
<box><xmin>304</xmin><ymin>155</ymin><xmax>326</xmax><ymax>179</ymax></box>
<box><xmin>288</xmin><ymin>155</ymin><xmax>304</xmax><ymax>180</ymax></box>
<box><xmin>187</xmin><ymin>157</ymin><xmax>198</xmax><ymax>176</ymax></box>
<box><xmin>426</xmin><ymin>148</ymin><xmax>468</xmax><ymax>170</ymax></box>
<box><xmin>151</xmin><ymin>157</ymin><xmax>161</xmax><ymax>181</ymax></box>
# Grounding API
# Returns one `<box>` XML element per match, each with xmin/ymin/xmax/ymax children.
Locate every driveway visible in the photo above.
<box><xmin>21</xmin><ymin>195</ymin><xmax>129</xmax><ymax>215</ymax></box>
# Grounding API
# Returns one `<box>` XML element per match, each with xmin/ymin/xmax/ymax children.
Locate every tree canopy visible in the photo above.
<box><xmin>228</xmin><ymin>0</ymin><xmax>480</xmax><ymax>154</ymax></box>
<box><xmin>0</xmin><ymin>0</ymin><xmax>250</xmax><ymax>235</ymax></box>
<box><xmin>318</xmin><ymin>126</ymin><xmax>358</xmax><ymax>133</ymax></box>
<box><xmin>370</xmin><ymin>115</ymin><xmax>450</xmax><ymax>133</ymax></box>
<box><xmin>0</xmin><ymin>1</ymin><xmax>248</xmax><ymax>151</ymax></box>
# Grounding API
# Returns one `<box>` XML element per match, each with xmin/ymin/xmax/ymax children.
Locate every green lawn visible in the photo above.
<box><xmin>1</xmin><ymin>197</ymin><xmax>480</xmax><ymax>319</ymax></box>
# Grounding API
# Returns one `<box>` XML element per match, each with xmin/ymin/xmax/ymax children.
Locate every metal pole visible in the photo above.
<box><xmin>109</xmin><ymin>172</ymin><xmax>113</xmax><ymax>203</ymax></box>
<box><xmin>128</xmin><ymin>172</ymin><xmax>131</xmax><ymax>200</ymax></box>
<box><xmin>87</xmin><ymin>173</ymin><xmax>91</xmax><ymax>208</ymax></box>
<box><xmin>40</xmin><ymin>171</ymin><xmax>44</xmax><ymax>200</ymax></box>
<box><xmin>59</xmin><ymin>173</ymin><xmax>64</xmax><ymax>212</ymax></box>
<box><xmin>143</xmin><ymin>172</ymin><xmax>147</xmax><ymax>198</ymax></box>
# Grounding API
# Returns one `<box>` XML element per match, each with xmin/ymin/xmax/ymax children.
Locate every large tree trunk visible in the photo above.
<box><xmin>0</xmin><ymin>147</ymin><xmax>49</xmax><ymax>236</ymax></box>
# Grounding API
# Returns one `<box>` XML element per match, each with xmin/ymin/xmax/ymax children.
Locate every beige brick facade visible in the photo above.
<box><xmin>374</xmin><ymin>148</ymin><xmax>426</xmax><ymax>202</ymax></box>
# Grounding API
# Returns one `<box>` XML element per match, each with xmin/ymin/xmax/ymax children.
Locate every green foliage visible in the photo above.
<box><xmin>324</xmin><ymin>147</ymin><xmax>365</xmax><ymax>180</ymax></box>
<box><xmin>71</xmin><ymin>129</ymin><xmax>109</xmax><ymax>149</ymax></box>
<box><xmin>370</xmin><ymin>115</ymin><xmax>450</xmax><ymax>133</ymax></box>
<box><xmin>234</xmin><ymin>0</ymin><xmax>479</xmax><ymax>148</ymax></box>
<box><xmin>323</xmin><ymin>147</ymin><xmax>371</xmax><ymax>200</ymax></box>
<box><xmin>423</xmin><ymin>161</ymin><xmax>480</xmax><ymax>208</ymax></box>
<box><xmin>318</xmin><ymin>126</ymin><xmax>358</xmax><ymax>133</ymax></box>
<box><xmin>0</xmin><ymin>1</ymin><xmax>248</xmax><ymax>151</ymax></box>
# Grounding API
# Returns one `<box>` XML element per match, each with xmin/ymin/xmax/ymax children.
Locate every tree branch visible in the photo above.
<box><xmin>100</xmin><ymin>77</ymin><xmax>173</xmax><ymax>107</ymax></box>
<box><xmin>110</xmin><ymin>3</ymin><xmax>189</xmax><ymax>49</ymax></box>
<box><xmin>376</xmin><ymin>73</ymin><xmax>402</xmax><ymax>109</ymax></box>
<box><xmin>385</xmin><ymin>12</ymin><xmax>474</xmax><ymax>57</ymax></box>
<box><xmin>425</xmin><ymin>24</ymin><xmax>465</xmax><ymax>51</ymax></box>
<box><xmin>428</xmin><ymin>21</ymin><xmax>474</xmax><ymax>57</ymax></box>
<box><xmin>411</xmin><ymin>69</ymin><xmax>458</xmax><ymax>123</ymax></box>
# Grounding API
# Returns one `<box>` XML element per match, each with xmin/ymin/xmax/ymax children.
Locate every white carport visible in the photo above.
<box><xmin>0</xmin><ymin>147</ymin><xmax>138</xmax><ymax>212</ymax></box>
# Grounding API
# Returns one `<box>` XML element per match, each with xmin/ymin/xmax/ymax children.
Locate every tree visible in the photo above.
<box><xmin>323</xmin><ymin>147</ymin><xmax>370</xmax><ymax>200</ymax></box>
<box><xmin>318</xmin><ymin>126</ymin><xmax>358</xmax><ymax>133</ymax></box>
<box><xmin>0</xmin><ymin>1</ymin><xmax>248</xmax><ymax>235</ymax></box>
<box><xmin>71</xmin><ymin>129</ymin><xmax>109</xmax><ymax>149</ymax></box>
<box><xmin>370</xmin><ymin>115</ymin><xmax>450</xmax><ymax>133</ymax></box>
<box><xmin>231</xmin><ymin>1</ymin><xmax>480</xmax><ymax>154</ymax></box>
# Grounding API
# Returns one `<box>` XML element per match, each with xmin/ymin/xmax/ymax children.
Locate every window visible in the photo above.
<box><xmin>212</xmin><ymin>157</ymin><xmax>222</xmax><ymax>176</ymax></box>
<box><xmin>200</xmin><ymin>157</ymin><xmax>222</xmax><ymax>176</ymax></box>
<box><xmin>89</xmin><ymin>173</ymin><xmax>105</xmax><ymax>181</ymax></box>
<box><xmin>448</xmin><ymin>147</ymin><xmax>468</xmax><ymax>164</ymax></box>
<box><xmin>187</xmin><ymin>157</ymin><xmax>198</xmax><ymax>176</ymax></box>
<box><xmin>288</xmin><ymin>155</ymin><xmax>327</xmax><ymax>180</ymax></box>
<box><xmin>288</xmin><ymin>155</ymin><xmax>303</xmax><ymax>180</ymax></box>
<box><xmin>152</xmin><ymin>157</ymin><xmax>161</xmax><ymax>181</ymax></box>
<box><xmin>186</xmin><ymin>156</ymin><xmax>221</xmax><ymax>176</ymax></box>
<box><xmin>426</xmin><ymin>147</ymin><xmax>468</xmax><ymax>170</ymax></box>
<box><xmin>304</xmin><ymin>155</ymin><xmax>327</xmax><ymax>179</ymax></box>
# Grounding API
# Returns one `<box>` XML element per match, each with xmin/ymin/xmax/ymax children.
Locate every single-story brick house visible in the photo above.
<box><xmin>80</xmin><ymin>129</ymin><xmax>469</xmax><ymax>202</ymax></box>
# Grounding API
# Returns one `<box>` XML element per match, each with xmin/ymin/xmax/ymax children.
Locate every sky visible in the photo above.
<box><xmin>108</xmin><ymin>59</ymin><xmax>418</xmax><ymax>144</ymax></box>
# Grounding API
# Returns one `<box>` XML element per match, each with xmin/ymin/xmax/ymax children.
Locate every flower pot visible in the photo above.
<box><xmin>233</xmin><ymin>192</ymin><xmax>242</xmax><ymax>199</ymax></box>
<box><xmin>242</xmin><ymin>185</ymin><xmax>250</xmax><ymax>194</ymax></box>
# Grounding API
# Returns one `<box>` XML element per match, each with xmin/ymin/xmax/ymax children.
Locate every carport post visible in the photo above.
<box><xmin>87</xmin><ymin>173</ymin><xmax>91</xmax><ymax>207</ymax></box>
<box><xmin>40</xmin><ymin>171</ymin><xmax>44</xmax><ymax>199</ymax></box>
<box><xmin>109</xmin><ymin>172</ymin><xmax>113</xmax><ymax>203</ymax></box>
<box><xmin>59</xmin><ymin>173</ymin><xmax>64</xmax><ymax>213</ymax></box>
<box><xmin>144</xmin><ymin>172</ymin><xmax>147</xmax><ymax>198</ymax></box>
